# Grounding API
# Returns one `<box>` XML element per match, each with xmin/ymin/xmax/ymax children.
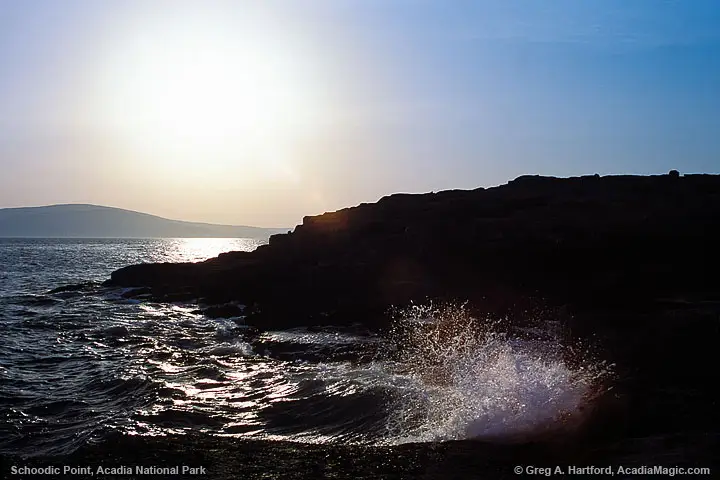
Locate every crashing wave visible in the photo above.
<box><xmin>380</xmin><ymin>302</ymin><xmax>611</xmax><ymax>443</ymax></box>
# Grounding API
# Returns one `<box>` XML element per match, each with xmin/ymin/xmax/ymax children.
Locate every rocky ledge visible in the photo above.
<box><xmin>104</xmin><ymin>172</ymin><xmax>720</xmax><ymax>447</ymax></box>
<box><xmin>107</xmin><ymin>172</ymin><xmax>720</xmax><ymax>327</ymax></box>
<box><xmin>99</xmin><ymin>172</ymin><xmax>720</xmax><ymax>461</ymax></box>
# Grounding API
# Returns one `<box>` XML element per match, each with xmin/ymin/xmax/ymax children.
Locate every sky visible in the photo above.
<box><xmin>1</xmin><ymin>0</ymin><xmax>719</xmax><ymax>227</ymax></box>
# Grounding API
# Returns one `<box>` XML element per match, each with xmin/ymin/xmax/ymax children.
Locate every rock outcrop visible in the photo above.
<box><xmin>107</xmin><ymin>172</ymin><xmax>720</xmax><ymax>329</ymax></box>
<box><xmin>105</xmin><ymin>172</ymin><xmax>720</xmax><ymax>445</ymax></box>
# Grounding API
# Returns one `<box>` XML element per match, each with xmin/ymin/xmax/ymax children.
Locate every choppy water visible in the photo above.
<box><xmin>0</xmin><ymin>238</ymin><xmax>608</xmax><ymax>457</ymax></box>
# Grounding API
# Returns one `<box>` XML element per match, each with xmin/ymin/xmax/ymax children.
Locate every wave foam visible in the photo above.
<box><xmin>382</xmin><ymin>303</ymin><xmax>609</xmax><ymax>443</ymax></box>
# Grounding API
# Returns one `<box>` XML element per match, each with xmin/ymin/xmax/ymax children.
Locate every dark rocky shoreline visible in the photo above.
<box><xmin>2</xmin><ymin>432</ymin><xmax>717</xmax><ymax>479</ymax></box>
<box><xmin>90</xmin><ymin>173</ymin><xmax>720</xmax><ymax>475</ymax></box>
<box><xmin>107</xmin><ymin>173</ymin><xmax>720</xmax><ymax>328</ymax></box>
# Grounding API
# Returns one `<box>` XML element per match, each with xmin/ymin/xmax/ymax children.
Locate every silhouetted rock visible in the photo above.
<box><xmin>100</xmin><ymin>173</ymin><xmax>720</xmax><ymax>464</ymax></box>
<box><xmin>120</xmin><ymin>287</ymin><xmax>152</xmax><ymax>299</ymax></box>
<box><xmin>200</xmin><ymin>303</ymin><xmax>245</xmax><ymax>319</ymax></box>
<box><xmin>107</xmin><ymin>173</ymin><xmax>720</xmax><ymax>330</ymax></box>
<box><xmin>47</xmin><ymin>282</ymin><xmax>97</xmax><ymax>294</ymax></box>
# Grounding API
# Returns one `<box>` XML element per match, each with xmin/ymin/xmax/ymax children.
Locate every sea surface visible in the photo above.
<box><xmin>0</xmin><ymin>238</ymin><xmax>607</xmax><ymax>461</ymax></box>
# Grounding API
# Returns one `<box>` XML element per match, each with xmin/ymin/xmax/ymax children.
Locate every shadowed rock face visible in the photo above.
<box><xmin>107</xmin><ymin>173</ymin><xmax>720</xmax><ymax>329</ymax></box>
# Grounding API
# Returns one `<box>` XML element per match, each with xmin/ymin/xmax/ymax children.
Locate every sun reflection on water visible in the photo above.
<box><xmin>162</xmin><ymin>238</ymin><xmax>263</xmax><ymax>263</ymax></box>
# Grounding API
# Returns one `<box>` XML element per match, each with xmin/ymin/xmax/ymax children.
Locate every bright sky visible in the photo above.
<box><xmin>1</xmin><ymin>0</ymin><xmax>719</xmax><ymax>227</ymax></box>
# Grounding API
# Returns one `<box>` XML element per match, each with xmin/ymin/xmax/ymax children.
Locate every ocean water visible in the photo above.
<box><xmin>0</xmin><ymin>238</ymin><xmax>607</xmax><ymax>458</ymax></box>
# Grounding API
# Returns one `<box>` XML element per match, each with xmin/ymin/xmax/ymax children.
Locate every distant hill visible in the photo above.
<box><xmin>0</xmin><ymin>204</ymin><xmax>288</xmax><ymax>238</ymax></box>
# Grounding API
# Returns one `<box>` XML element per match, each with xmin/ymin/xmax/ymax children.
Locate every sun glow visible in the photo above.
<box><xmin>94</xmin><ymin>7</ymin><xmax>323</xmax><ymax>180</ymax></box>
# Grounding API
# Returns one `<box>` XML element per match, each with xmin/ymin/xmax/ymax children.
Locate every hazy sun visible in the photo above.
<box><xmin>94</xmin><ymin>7</ymin><xmax>321</xmax><ymax>180</ymax></box>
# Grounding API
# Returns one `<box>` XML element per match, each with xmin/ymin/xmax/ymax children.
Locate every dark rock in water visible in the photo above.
<box><xmin>47</xmin><ymin>282</ymin><xmax>96</xmax><ymax>294</ymax></box>
<box><xmin>120</xmin><ymin>287</ymin><xmax>152</xmax><ymax>299</ymax></box>
<box><xmin>101</xmin><ymin>325</ymin><xmax>130</xmax><ymax>337</ymax></box>
<box><xmin>157</xmin><ymin>289</ymin><xmax>198</xmax><ymax>303</ymax></box>
<box><xmin>201</xmin><ymin>303</ymin><xmax>245</xmax><ymax>318</ymax></box>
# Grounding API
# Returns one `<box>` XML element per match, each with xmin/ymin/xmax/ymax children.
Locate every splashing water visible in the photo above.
<box><xmin>2</xmin><ymin>239</ymin><xmax>617</xmax><ymax>457</ymax></box>
<box><xmin>381</xmin><ymin>303</ymin><xmax>610</xmax><ymax>444</ymax></box>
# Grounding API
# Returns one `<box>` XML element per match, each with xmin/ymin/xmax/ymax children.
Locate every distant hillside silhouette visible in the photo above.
<box><xmin>0</xmin><ymin>204</ymin><xmax>287</xmax><ymax>238</ymax></box>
